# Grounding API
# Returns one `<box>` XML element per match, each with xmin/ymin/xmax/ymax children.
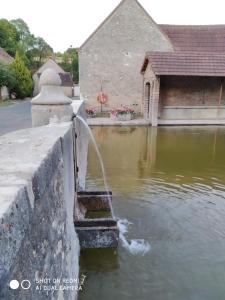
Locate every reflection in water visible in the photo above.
<box><xmin>79</xmin><ymin>126</ymin><xmax>225</xmax><ymax>300</ymax></box>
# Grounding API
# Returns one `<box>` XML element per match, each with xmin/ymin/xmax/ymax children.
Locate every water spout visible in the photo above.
<box><xmin>75</xmin><ymin>115</ymin><xmax>151</xmax><ymax>255</ymax></box>
<box><xmin>75</xmin><ymin>115</ymin><xmax>115</xmax><ymax>217</ymax></box>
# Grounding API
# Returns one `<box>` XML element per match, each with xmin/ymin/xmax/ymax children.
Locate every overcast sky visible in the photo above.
<box><xmin>1</xmin><ymin>0</ymin><xmax>225</xmax><ymax>52</ymax></box>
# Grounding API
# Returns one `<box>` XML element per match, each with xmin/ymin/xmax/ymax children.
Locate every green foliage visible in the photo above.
<box><xmin>10</xmin><ymin>19</ymin><xmax>30</xmax><ymax>41</ymax></box>
<box><xmin>0</xmin><ymin>17</ymin><xmax>79</xmax><ymax>97</ymax></box>
<box><xmin>10</xmin><ymin>52</ymin><xmax>33</xmax><ymax>99</ymax></box>
<box><xmin>0</xmin><ymin>19</ymin><xmax>19</xmax><ymax>56</ymax></box>
<box><xmin>0</xmin><ymin>61</ymin><xmax>16</xmax><ymax>90</ymax></box>
<box><xmin>58</xmin><ymin>48</ymin><xmax>79</xmax><ymax>83</ymax></box>
<box><xmin>28</xmin><ymin>37</ymin><xmax>53</xmax><ymax>68</ymax></box>
<box><xmin>9</xmin><ymin>19</ymin><xmax>53</xmax><ymax>70</ymax></box>
<box><xmin>16</xmin><ymin>43</ymin><xmax>30</xmax><ymax>68</ymax></box>
<box><xmin>71</xmin><ymin>52</ymin><xmax>79</xmax><ymax>83</ymax></box>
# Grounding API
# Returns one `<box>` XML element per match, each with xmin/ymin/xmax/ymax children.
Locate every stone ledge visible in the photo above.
<box><xmin>158</xmin><ymin>119</ymin><xmax>225</xmax><ymax>125</ymax></box>
<box><xmin>87</xmin><ymin>117</ymin><xmax>150</xmax><ymax>126</ymax></box>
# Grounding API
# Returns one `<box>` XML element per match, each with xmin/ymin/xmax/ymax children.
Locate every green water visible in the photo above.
<box><xmin>79</xmin><ymin>126</ymin><xmax>225</xmax><ymax>300</ymax></box>
<box><xmin>85</xmin><ymin>211</ymin><xmax>112</xmax><ymax>219</ymax></box>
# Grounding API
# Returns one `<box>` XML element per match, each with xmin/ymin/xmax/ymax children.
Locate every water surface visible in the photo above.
<box><xmin>79</xmin><ymin>126</ymin><xmax>225</xmax><ymax>300</ymax></box>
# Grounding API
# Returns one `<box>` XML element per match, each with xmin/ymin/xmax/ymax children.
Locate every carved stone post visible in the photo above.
<box><xmin>31</xmin><ymin>68</ymin><xmax>73</xmax><ymax>127</ymax></box>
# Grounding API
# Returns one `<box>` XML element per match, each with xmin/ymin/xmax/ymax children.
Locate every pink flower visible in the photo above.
<box><xmin>97</xmin><ymin>92</ymin><xmax>108</xmax><ymax>104</ymax></box>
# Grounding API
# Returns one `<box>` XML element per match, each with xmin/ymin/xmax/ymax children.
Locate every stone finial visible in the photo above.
<box><xmin>39</xmin><ymin>68</ymin><xmax>62</xmax><ymax>86</ymax></box>
<box><xmin>31</xmin><ymin>68</ymin><xmax>73</xmax><ymax>127</ymax></box>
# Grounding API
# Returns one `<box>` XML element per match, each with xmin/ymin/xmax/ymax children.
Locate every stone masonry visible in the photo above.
<box><xmin>79</xmin><ymin>0</ymin><xmax>173</xmax><ymax>113</ymax></box>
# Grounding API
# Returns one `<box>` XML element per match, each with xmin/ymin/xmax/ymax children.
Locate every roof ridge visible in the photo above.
<box><xmin>159</xmin><ymin>24</ymin><xmax>225</xmax><ymax>27</ymax></box>
<box><xmin>146</xmin><ymin>50</ymin><xmax>225</xmax><ymax>56</ymax></box>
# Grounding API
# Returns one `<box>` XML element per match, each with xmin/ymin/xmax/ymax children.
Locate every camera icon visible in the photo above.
<box><xmin>21</xmin><ymin>280</ymin><xmax>31</xmax><ymax>290</ymax></box>
<box><xmin>9</xmin><ymin>279</ymin><xmax>31</xmax><ymax>290</ymax></box>
<box><xmin>9</xmin><ymin>280</ymin><xmax>19</xmax><ymax>290</ymax></box>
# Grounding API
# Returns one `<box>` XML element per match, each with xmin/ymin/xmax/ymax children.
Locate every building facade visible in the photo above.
<box><xmin>79</xmin><ymin>0</ymin><xmax>173</xmax><ymax>113</ymax></box>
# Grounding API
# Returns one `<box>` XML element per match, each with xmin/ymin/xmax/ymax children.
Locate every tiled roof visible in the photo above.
<box><xmin>160</xmin><ymin>25</ymin><xmax>225</xmax><ymax>53</ymax></box>
<box><xmin>142</xmin><ymin>51</ymin><xmax>225</xmax><ymax>77</ymax></box>
<box><xmin>0</xmin><ymin>47</ymin><xmax>13</xmax><ymax>64</ymax></box>
<box><xmin>59</xmin><ymin>73</ymin><xmax>73</xmax><ymax>87</ymax></box>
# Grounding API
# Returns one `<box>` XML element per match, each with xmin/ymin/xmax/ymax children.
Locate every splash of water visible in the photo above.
<box><xmin>76</xmin><ymin>115</ymin><xmax>115</xmax><ymax>217</ymax></box>
<box><xmin>75</xmin><ymin>115</ymin><xmax>151</xmax><ymax>255</ymax></box>
<box><xmin>118</xmin><ymin>219</ymin><xmax>151</xmax><ymax>255</ymax></box>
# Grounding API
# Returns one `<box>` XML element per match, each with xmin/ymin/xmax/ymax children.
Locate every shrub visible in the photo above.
<box><xmin>10</xmin><ymin>52</ymin><xmax>33</xmax><ymax>99</ymax></box>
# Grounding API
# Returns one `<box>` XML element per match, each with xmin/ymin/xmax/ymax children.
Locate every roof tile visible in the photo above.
<box><xmin>143</xmin><ymin>51</ymin><xmax>225</xmax><ymax>77</ymax></box>
<box><xmin>160</xmin><ymin>25</ymin><xmax>225</xmax><ymax>53</ymax></box>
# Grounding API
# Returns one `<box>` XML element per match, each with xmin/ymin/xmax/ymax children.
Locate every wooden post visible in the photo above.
<box><xmin>151</xmin><ymin>78</ymin><xmax>160</xmax><ymax>127</ymax></box>
<box><xmin>217</xmin><ymin>78</ymin><xmax>223</xmax><ymax>118</ymax></box>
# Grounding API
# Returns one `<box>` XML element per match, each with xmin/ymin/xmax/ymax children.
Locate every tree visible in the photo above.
<box><xmin>16</xmin><ymin>42</ymin><xmax>30</xmax><ymax>68</ymax></box>
<box><xmin>10</xmin><ymin>19</ymin><xmax>30</xmax><ymax>41</ymax></box>
<box><xmin>10</xmin><ymin>52</ymin><xmax>33</xmax><ymax>99</ymax></box>
<box><xmin>0</xmin><ymin>19</ymin><xmax>19</xmax><ymax>56</ymax></box>
<box><xmin>29</xmin><ymin>37</ymin><xmax>53</xmax><ymax>68</ymax></box>
<box><xmin>10</xmin><ymin>19</ymin><xmax>31</xmax><ymax>68</ymax></box>
<box><xmin>71</xmin><ymin>51</ymin><xmax>79</xmax><ymax>83</ymax></box>
<box><xmin>58</xmin><ymin>48</ymin><xmax>79</xmax><ymax>83</ymax></box>
<box><xmin>10</xmin><ymin>19</ymin><xmax>53</xmax><ymax>70</ymax></box>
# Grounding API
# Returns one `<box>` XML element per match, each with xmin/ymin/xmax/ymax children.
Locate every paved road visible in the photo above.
<box><xmin>0</xmin><ymin>100</ymin><xmax>32</xmax><ymax>136</ymax></box>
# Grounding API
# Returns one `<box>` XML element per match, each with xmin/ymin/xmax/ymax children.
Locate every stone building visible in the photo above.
<box><xmin>33</xmin><ymin>58</ymin><xmax>74</xmax><ymax>97</ymax></box>
<box><xmin>79</xmin><ymin>0</ymin><xmax>225</xmax><ymax>125</ymax></box>
<box><xmin>79</xmin><ymin>0</ymin><xmax>173</xmax><ymax>113</ymax></box>
<box><xmin>0</xmin><ymin>47</ymin><xmax>13</xmax><ymax>100</ymax></box>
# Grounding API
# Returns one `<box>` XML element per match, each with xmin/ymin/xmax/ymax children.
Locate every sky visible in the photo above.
<box><xmin>1</xmin><ymin>0</ymin><xmax>225</xmax><ymax>52</ymax></box>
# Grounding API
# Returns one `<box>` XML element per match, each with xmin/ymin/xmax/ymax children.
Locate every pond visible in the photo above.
<box><xmin>79</xmin><ymin>126</ymin><xmax>225</xmax><ymax>300</ymax></box>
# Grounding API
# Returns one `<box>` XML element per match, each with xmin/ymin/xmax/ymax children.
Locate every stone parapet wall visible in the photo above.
<box><xmin>0</xmin><ymin>100</ymin><xmax>87</xmax><ymax>300</ymax></box>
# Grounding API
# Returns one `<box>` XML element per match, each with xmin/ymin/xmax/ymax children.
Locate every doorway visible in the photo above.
<box><xmin>145</xmin><ymin>82</ymin><xmax>151</xmax><ymax>118</ymax></box>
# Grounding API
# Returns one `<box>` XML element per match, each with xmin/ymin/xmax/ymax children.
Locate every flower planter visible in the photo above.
<box><xmin>110</xmin><ymin>113</ymin><xmax>133</xmax><ymax>121</ymax></box>
<box><xmin>117</xmin><ymin>113</ymin><xmax>133</xmax><ymax>121</ymax></box>
<box><xmin>87</xmin><ymin>114</ymin><xmax>96</xmax><ymax>118</ymax></box>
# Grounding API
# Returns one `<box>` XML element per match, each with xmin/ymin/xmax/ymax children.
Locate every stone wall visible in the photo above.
<box><xmin>62</xmin><ymin>86</ymin><xmax>73</xmax><ymax>98</ymax></box>
<box><xmin>0</xmin><ymin>101</ymin><xmax>88</xmax><ymax>299</ymax></box>
<box><xmin>79</xmin><ymin>0</ymin><xmax>173</xmax><ymax>113</ymax></box>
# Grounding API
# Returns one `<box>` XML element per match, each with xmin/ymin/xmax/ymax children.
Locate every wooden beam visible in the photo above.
<box><xmin>217</xmin><ymin>79</ymin><xmax>223</xmax><ymax>118</ymax></box>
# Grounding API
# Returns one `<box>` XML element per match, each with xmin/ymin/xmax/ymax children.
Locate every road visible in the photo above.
<box><xmin>0</xmin><ymin>100</ymin><xmax>32</xmax><ymax>136</ymax></box>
